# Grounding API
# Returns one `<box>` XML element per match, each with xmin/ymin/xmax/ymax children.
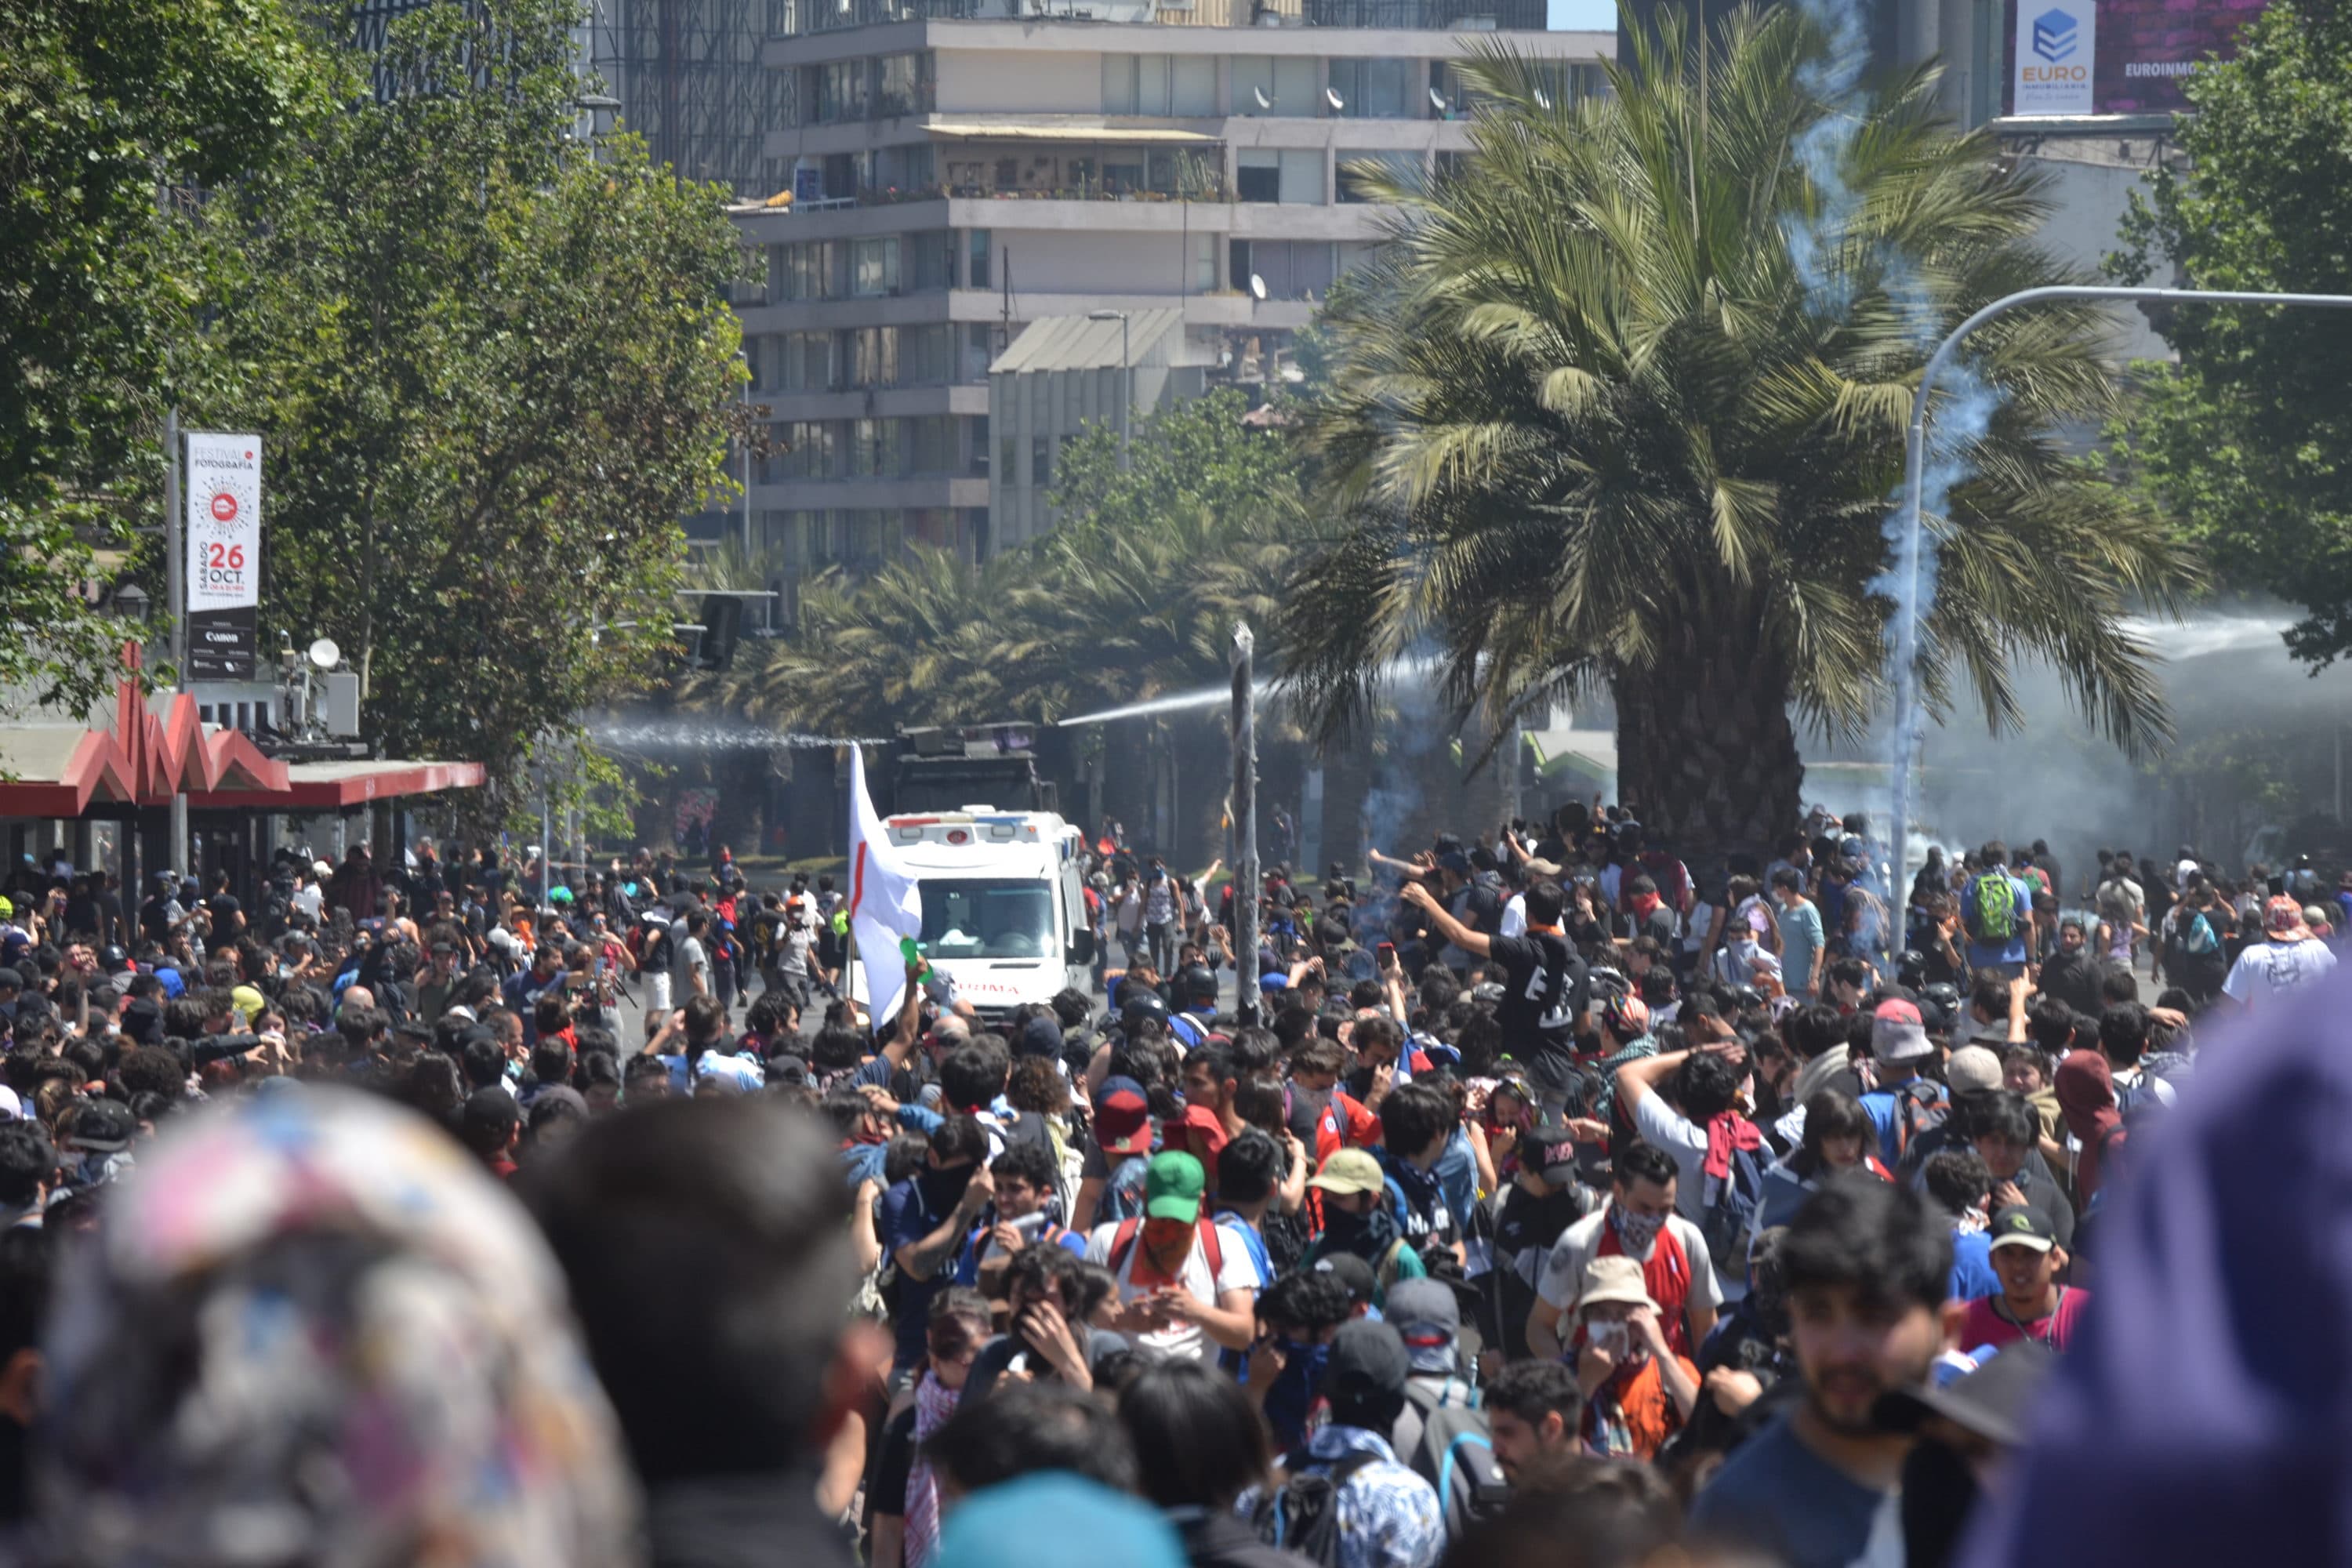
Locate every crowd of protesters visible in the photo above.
<box><xmin>0</xmin><ymin>796</ymin><xmax>2334</xmax><ymax>1567</ymax></box>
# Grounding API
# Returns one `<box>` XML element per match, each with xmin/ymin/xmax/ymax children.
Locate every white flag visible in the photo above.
<box><xmin>848</xmin><ymin>744</ymin><xmax>924</xmax><ymax>1035</ymax></box>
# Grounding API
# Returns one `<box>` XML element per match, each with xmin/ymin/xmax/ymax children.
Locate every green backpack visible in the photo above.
<box><xmin>1969</xmin><ymin>874</ymin><xmax>2020</xmax><ymax>942</ymax></box>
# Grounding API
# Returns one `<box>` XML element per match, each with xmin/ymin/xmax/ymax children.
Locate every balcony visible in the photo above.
<box><xmin>1302</xmin><ymin>0</ymin><xmax>1544</xmax><ymax>24</ymax></box>
<box><xmin>779</xmin><ymin>0</ymin><xmax>1151</xmax><ymax>36</ymax></box>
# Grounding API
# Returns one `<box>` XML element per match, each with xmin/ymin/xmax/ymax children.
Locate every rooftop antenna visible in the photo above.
<box><xmin>1325</xmin><ymin>86</ymin><xmax>1345</xmax><ymax>111</ymax></box>
<box><xmin>1252</xmin><ymin>84</ymin><xmax>1272</xmax><ymax>109</ymax></box>
<box><xmin>1249</xmin><ymin>273</ymin><xmax>1268</xmax><ymax>300</ymax></box>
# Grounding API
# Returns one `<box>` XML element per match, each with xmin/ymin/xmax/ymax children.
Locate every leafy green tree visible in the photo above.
<box><xmin>1282</xmin><ymin>10</ymin><xmax>2194</xmax><ymax>858</ymax></box>
<box><xmin>1047</xmin><ymin>388</ymin><xmax>1298</xmax><ymax>542</ymax></box>
<box><xmin>0</xmin><ymin>0</ymin><xmax>332</xmax><ymax>712</ymax></box>
<box><xmin>2109</xmin><ymin>0</ymin><xmax>2352</xmax><ymax>666</ymax></box>
<box><xmin>191</xmin><ymin>0</ymin><xmax>744</xmax><ymax>822</ymax></box>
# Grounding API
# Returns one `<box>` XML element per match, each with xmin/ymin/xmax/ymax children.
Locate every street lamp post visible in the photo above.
<box><xmin>1886</xmin><ymin>285</ymin><xmax>2352</xmax><ymax>955</ymax></box>
<box><xmin>1087</xmin><ymin>309</ymin><xmax>1131</xmax><ymax>470</ymax></box>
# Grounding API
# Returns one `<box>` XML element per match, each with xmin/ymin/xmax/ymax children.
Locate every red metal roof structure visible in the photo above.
<box><xmin>0</xmin><ymin>647</ymin><xmax>483</xmax><ymax>817</ymax></box>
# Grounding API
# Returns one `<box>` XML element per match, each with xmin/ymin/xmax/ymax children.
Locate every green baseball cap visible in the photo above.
<box><xmin>1144</xmin><ymin>1150</ymin><xmax>1206</xmax><ymax>1223</ymax></box>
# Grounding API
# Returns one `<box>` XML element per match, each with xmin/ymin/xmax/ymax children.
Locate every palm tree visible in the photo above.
<box><xmin>1282</xmin><ymin>6</ymin><xmax>2198</xmax><ymax>858</ymax></box>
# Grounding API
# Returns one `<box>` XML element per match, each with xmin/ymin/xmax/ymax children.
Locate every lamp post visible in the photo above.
<box><xmin>1087</xmin><ymin>309</ymin><xmax>1131</xmax><ymax>470</ymax></box>
<box><xmin>1886</xmin><ymin>284</ymin><xmax>2352</xmax><ymax>959</ymax></box>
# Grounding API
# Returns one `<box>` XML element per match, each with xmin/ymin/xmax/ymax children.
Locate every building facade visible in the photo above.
<box><xmin>725</xmin><ymin>7</ymin><xmax>1610</xmax><ymax>600</ymax></box>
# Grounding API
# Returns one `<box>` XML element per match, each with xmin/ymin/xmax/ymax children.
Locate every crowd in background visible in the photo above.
<box><xmin>0</xmin><ymin>794</ymin><xmax>2332</xmax><ymax>1567</ymax></box>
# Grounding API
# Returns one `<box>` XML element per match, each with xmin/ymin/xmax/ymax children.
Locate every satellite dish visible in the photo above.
<box><xmin>1429</xmin><ymin>87</ymin><xmax>1449</xmax><ymax>113</ymax></box>
<box><xmin>1249</xmin><ymin>273</ymin><xmax>1269</xmax><ymax>300</ymax></box>
<box><xmin>1252</xmin><ymin>85</ymin><xmax>1272</xmax><ymax>109</ymax></box>
<box><xmin>1326</xmin><ymin>86</ymin><xmax>1345</xmax><ymax>111</ymax></box>
<box><xmin>307</xmin><ymin>637</ymin><xmax>341</xmax><ymax>671</ymax></box>
<box><xmin>1533</xmin><ymin>87</ymin><xmax>1552</xmax><ymax>109</ymax></box>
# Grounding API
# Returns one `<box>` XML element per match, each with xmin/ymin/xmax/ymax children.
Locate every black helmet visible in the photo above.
<box><xmin>1174</xmin><ymin>964</ymin><xmax>1218</xmax><ymax>1011</ymax></box>
<box><xmin>1896</xmin><ymin>949</ymin><xmax>1929</xmax><ymax>990</ymax></box>
<box><xmin>1920</xmin><ymin>982</ymin><xmax>1963</xmax><ymax>1033</ymax></box>
<box><xmin>1120</xmin><ymin>988</ymin><xmax>1171</xmax><ymax>1033</ymax></box>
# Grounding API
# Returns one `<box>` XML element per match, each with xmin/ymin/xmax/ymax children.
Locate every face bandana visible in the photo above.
<box><xmin>1613</xmin><ymin>1207</ymin><xmax>1667</xmax><ymax>1254</ymax></box>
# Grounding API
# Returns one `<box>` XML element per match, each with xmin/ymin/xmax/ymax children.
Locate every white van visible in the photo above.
<box><xmin>871</xmin><ymin>807</ymin><xmax>1094</xmax><ymax>1024</ymax></box>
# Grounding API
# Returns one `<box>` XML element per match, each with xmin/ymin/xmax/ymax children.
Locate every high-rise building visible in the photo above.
<box><xmin>585</xmin><ymin>0</ymin><xmax>784</xmax><ymax>194</ymax></box>
<box><xmin>724</xmin><ymin>3</ymin><xmax>1609</xmax><ymax>602</ymax></box>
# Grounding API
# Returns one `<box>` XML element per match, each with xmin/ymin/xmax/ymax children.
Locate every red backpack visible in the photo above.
<box><xmin>1107</xmin><ymin>1215</ymin><xmax>1224</xmax><ymax>1279</ymax></box>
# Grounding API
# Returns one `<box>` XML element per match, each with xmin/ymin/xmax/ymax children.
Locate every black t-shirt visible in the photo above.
<box><xmin>1489</xmin><ymin>929</ymin><xmax>1588</xmax><ymax>1086</ymax></box>
<box><xmin>1491</xmin><ymin>1180</ymin><xmax>1589</xmax><ymax>1357</ymax></box>
<box><xmin>866</xmin><ymin>1407</ymin><xmax>916</xmax><ymax>1525</ymax></box>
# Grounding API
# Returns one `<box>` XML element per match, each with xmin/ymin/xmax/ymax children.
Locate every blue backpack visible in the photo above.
<box><xmin>1699</xmin><ymin>1115</ymin><xmax>1770</xmax><ymax>1264</ymax></box>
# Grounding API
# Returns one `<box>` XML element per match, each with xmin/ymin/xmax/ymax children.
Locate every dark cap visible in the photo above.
<box><xmin>1524</xmin><ymin>1119</ymin><xmax>1586</xmax><ymax>1185</ymax></box>
<box><xmin>0</xmin><ymin>967</ymin><xmax>20</xmax><ymax>992</ymax></box>
<box><xmin>1875</xmin><ymin>1341</ymin><xmax>2055</xmax><ymax>1446</ymax></box>
<box><xmin>1320</xmin><ymin>1319</ymin><xmax>1411</xmax><ymax>1409</ymax></box>
<box><xmin>1310</xmin><ymin>1250</ymin><xmax>1378</xmax><ymax>1308</ymax></box>
<box><xmin>1437</xmin><ymin>851</ymin><xmax>1473</xmax><ymax>877</ymax></box>
<box><xmin>67</xmin><ymin>1097</ymin><xmax>138</xmax><ymax>1154</ymax></box>
<box><xmin>1018</xmin><ymin>1014</ymin><xmax>1065</xmax><ymax>1059</ymax></box>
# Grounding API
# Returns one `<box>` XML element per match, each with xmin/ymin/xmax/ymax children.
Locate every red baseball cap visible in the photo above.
<box><xmin>1094</xmin><ymin>1076</ymin><xmax>1152</xmax><ymax>1156</ymax></box>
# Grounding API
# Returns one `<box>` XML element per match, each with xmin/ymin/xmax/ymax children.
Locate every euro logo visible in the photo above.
<box><xmin>2032</xmin><ymin>8</ymin><xmax>2079</xmax><ymax>62</ymax></box>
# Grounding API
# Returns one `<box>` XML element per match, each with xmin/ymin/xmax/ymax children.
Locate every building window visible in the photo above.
<box><xmin>851</xmin><ymin>237</ymin><xmax>900</xmax><ymax>296</ymax></box>
<box><xmin>875</xmin><ymin>52</ymin><xmax>935</xmax><ymax>117</ymax></box>
<box><xmin>847</xmin><ymin>327</ymin><xmax>898</xmax><ymax>387</ymax></box>
<box><xmin>1328</xmin><ymin>57</ymin><xmax>1411</xmax><ymax>118</ymax></box>
<box><xmin>1002</xmin><ymin>437</ymin><xmax>1018</xmax><ymax>485</ymax></box>
<box><xmin>1233</xmin><ymin>55</ymin><xmax>1319</xmax><ymax>115</ymax></box>
<box><xmin>1104</xmin><ymin>53</ymin><xmax>1217</xmax><ymax>115</ymax></box>
<box><xmin>851</xmin><ymin>418</ymin><xmax>903</xmax><ymax>477</ymax></box>
<box><xmin>967</xmin><ymin>229</ymin><xmax>992</xmax><ymax>289</ymax></box>
<box><xmin>776</xmin><ymin>241</ymin><xmax>837</xmax><ymax>300</ymax></box>
<box><xmin>1033</xmin><ymin>435</ymin><xmax>1051</xmax><ymax>491</ymax></box>
<box><xmin>1237</xmin><ymin>150</ymin><xmax>1280</xmax><ymax>203</ymax></box>
<box><xmin>1279</xmin><ymin>149</ymin><xmax>1325</xmax><ymax>204</ymax></box>
<box><xmin>1339</xmin><ymin>151</ymin><xmax>1420</xmax><ymax>202</ymax></box>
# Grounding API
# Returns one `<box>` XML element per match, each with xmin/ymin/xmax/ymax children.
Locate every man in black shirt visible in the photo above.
<box><xmin>1402</xmin><ymin>877</ymin><xmax>1588</xmax><ymax>1109</ymax></box>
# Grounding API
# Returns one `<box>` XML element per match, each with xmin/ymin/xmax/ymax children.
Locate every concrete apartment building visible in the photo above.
<box><xmin>724</xmin><ymin>0</ymin><xmax>1610</xmax><ymax>597</ymax></box>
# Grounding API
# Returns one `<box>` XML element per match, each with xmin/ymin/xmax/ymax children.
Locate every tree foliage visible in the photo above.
<box><xmin>1280</xmin><ymin>8</ymin><xmax>2195</xmax><ymax>855</ymax></box>
<box><xmin>0</xmin><ymin>0</ymin><xmax>333</xmax><ymax>713</ymax></box>
<box><xmin>2108</xmin><ymin>0</ymin><xmax>2352</xmax><ymax>666</ymax></box>
<box><xmin>189</xmin><ymin>0</ymin><xmax>745</xmax><ymax>821</ymax></box>
<box><xmin>696</xmin><ymin>390</ymin><xmax>1307</xmax><ymax>735</ymax></box>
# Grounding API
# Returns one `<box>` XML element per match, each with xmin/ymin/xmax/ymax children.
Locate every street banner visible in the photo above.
<box><xmin>185</xmin><ymin>433</ymin><xmax>262</xmax><ymax>680</ymax></box>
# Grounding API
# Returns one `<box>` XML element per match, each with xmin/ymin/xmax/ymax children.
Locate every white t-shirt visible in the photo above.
<box><xmin>1632</xmin><ymin>1091</ymin><xmax>1714</xmax><ymax>1225</ymax></box>
<box><xmin>1085</xmin><ymin>1218</ymin><xmax>1258</xmax><ymax>1363</ymax></box>
<box><xmin>291</xmin><ymin>884</ymin><xmax>325</xmax><ymax>921</ymax></box>
<box><xmin>2222</xmin><ymin>937</ymin><xmax>2338</xmax><ymax>1005</ymax></box>
<box><xmin>1534</xmin><ymin>1207</ymin><xmax>1724</xmax><ymax>1319</ymax></box>
<box><xmin>1499</xmin><ymin>893</ymin><xmax>1527</xmax><ymax>939</ymax></box>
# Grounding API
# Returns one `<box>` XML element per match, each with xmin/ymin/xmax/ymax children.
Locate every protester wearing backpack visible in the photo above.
<box><xmin>1961</xmin><ymin>841</ymin><xmax>2035</xmax><ymax>980</ymax></box>
<box><xmin>1612</xmin><ymin>1043</ymin><xmax>1765</xmax><ymax>1302</ymax></box>
<box><xmin>1382</xmin><ymin>1281</ymin><xmax>1508</xmax><ymax>1543</ymax></box>
<box><xmin>1086</xmin><ymin>1152</ymin><xmax>1260</xmax><ymax>1364</ymax></box>
<box><xmin>1247</xmin><ymin>1320</ymin><xmax>1443</xmax><ymax>1568</ymax></box>
<box><xmin>1857</xmin><ymin>999</ymin><xmax>1948</xmax><ymax>1170</ymax></box>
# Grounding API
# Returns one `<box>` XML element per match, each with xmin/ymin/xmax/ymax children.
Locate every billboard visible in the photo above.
<box><xmin>2008</xmin><ymin>0</ymin><xmax>2274</xmax><ymax>116</ymax></box>
<box><xmin>184</xmin><ymin>433</ymin><xmax>261</xmax><ymax>681</ymax></box>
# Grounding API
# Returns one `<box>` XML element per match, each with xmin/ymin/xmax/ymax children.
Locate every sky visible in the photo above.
<box><xmin>1548</xmin><ymin>0</ymin><xmax>1616</xmax><ymax>30</ymax></box>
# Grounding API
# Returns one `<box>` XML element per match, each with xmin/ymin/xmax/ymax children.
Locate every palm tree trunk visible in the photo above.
<box><xmin>1614</xmin><ymin>633</ymin><xmax>1803</xmax><ymax>871</ymax></box>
